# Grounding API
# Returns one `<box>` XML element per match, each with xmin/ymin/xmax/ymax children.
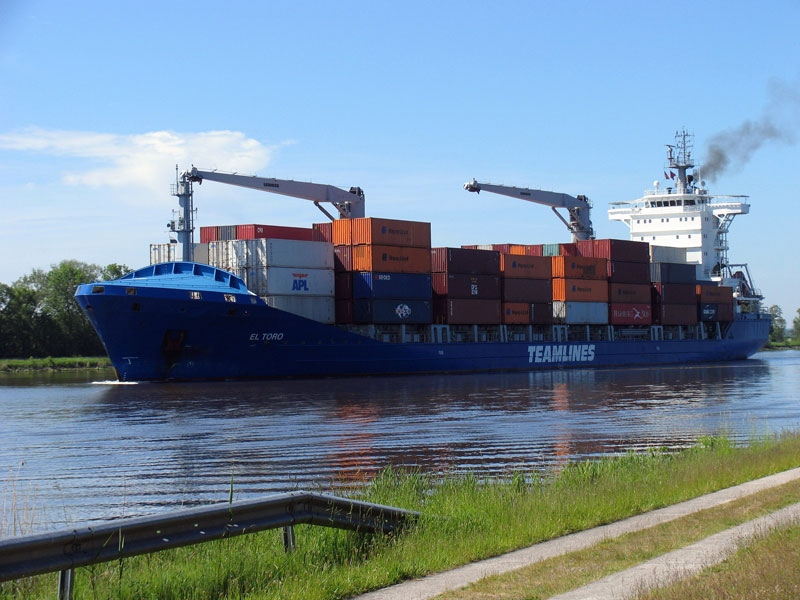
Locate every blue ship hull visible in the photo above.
<box><xmin>75</xmin><ymin>263</ymin><xmax>770</xmax><ymax>382</ymax></box>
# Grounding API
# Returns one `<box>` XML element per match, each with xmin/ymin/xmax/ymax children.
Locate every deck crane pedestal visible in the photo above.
<box><xmin>463</xmin><ymin>179</ymin><xmax>594</xmax><ymax>242</ymax></box>
<box><xmin>169</xmin><ymin>167</ymin><xmax>366</xmax><ymax>262</ymax></box>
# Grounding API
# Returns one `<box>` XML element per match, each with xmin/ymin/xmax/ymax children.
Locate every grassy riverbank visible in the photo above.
<box><xmin>0</xmin><ymin>356</ymin><xmax>111</xmax><ymax>372</ymax></box>
<box><xmin>3</xmin><ymin>432</ymin><xmax>800</xmax><ymax>600</ymax></box>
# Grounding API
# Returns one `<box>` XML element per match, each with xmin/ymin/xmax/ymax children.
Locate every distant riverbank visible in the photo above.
<box><xmin>0</xmin><ymin>356</ymin><xmax>111</xmax><ymax>372</ymax></box>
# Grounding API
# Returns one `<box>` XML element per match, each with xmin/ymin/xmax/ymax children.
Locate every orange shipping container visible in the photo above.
<box><xmin>508</xmin><ymin>244</ymin><xmax>544</xmax><ymax>256</ymax></box>
<box><xmin>332</xmin><ymin>219</ymin><xmax>353</xmax><ymax>246</ymax></box>
<box><xmin>500</xmin><ymin>255</ymin><xmax>552</xmax><ymax>279</ymax></box>
<box><xmin>502</xmin><ymin>302</ymin><xmax>531</xmax><ymax>324</ymax></box>
<box><xmin>551</xmin><ymin>256</ymin><xmax>608</xmax><ymax>280</ymax></box>
<box><xmin>352</xmin><ymin>245</ymin><xmax>431</xmax><ymax>274</ymax></box>
<box><xmin>351</xmin><ymin>217</ymin><xmax>431</xmax><ymax>248</ymax></box>
<box><xmin>552</xmin><ymin>278</ymin><xmax>609</xmax><ymax>302</ymax></box>
<box><xmin>696</xmin><ymin>284</ymin><xmax>733</xmax><ymax>303</ymax></box>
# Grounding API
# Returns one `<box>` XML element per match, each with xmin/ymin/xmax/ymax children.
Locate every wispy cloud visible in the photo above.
<box><xmin>0</xmin><ymin>127</ymin><xmax>287</xmax><ymax>197</ymax></box>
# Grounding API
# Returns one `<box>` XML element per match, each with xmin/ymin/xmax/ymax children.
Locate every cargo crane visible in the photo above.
<box><xmin>169</xmin><ymin>166</ymin><xmax>366</xmax><ymax>262</ymax></box>
<box><xmin>463</xmin><ymin>179</ymin><xmax>594</xmax><ymax>242</ymax></box>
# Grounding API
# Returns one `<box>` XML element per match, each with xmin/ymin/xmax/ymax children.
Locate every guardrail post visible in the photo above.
<box><xmin>58</xmin><ymin>568</ymin><xmax>74</xmax><ymax>600</ymax></box>
<box><xmin>282</xmin><ymin>525</ymin><xmax>296</xmax><ymax>552</ymax></box>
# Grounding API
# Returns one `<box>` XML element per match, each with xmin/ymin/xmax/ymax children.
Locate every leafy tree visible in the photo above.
<box><xmin>768</xmin><ymin>305</ymin><xmax>786</xmax><ymax>343</ymax></box>
<box><xmin>792</xmin><ymin>308</ymin><xmax>800</xmax><ymax>342</ymax></box>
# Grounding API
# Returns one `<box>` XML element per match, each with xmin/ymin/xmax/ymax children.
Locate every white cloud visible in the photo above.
<box><xmin>0</xmin><ymin>127</ymin><xmax>286</xmax><ymax>199</ymax></box>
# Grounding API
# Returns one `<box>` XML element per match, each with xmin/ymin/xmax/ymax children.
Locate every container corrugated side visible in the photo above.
<box><xmin>353</xmin><ymin>299</ymin><xmax>433</xmax><ymax>324</ymax></box>
<box><xmin>542</xmin><ymin>243</ymin><xmax>560</xmax><ymax>257</ymax></box>
<box><xmin>193</xmin><ymin>243</ymin><xmax>209</xmax><ymax>265</ymax></box>
<box><xmin>650</xmin><ymin>245</ymin><xmax>687</xmax><ymax>263</ymax></box>
<box><xmin>264</xmin><ymin>295</ymin><xmax>335</xmax><ymax>324</ymax></box>
<box><xmin>334</xmin><ymin>272</ymin><xmax>353</xmax><ymax>300</ymax></box>
<box><xmin>240</xmin><ymin>267</ymin><xmax>334</xmax><ymax>297</ymax></box>
<box><xmin>650</xmin><ymin>262</ymin><xmax>696</xmax><ymax>284</ymax></box>
<box><xmin>312</xmin><ymin>222</ymin><xmax>333</xmax><ymax>242</ymax></box>
<box><xmin>609</xmin><ymin>283</ymin><xmax>651</xmax><ymax>304</ymax></box>
<box><xmin>351</xmin><ymin>217</ymin><xmax>431</xmax><ymax>248</ymax></box>
<box><xmin>502</xmin><ymin>278</ymin><xmax>551</xmax><ymax>303</ymax></box>
<box><xmin>507</xmin><ymin>244</ymin><xmax>543</xmax><ymax>256</ymax></box>
<box><xmin>431</xmin><ymin>247</ymin><xmax>500</xmax><ymax>275</ymax></box>
<box><xmin>652</xmin><ymin>283</ymin><xmax>695</xmax><ymax>304</ymax></box>
<box><xmin>332</xmin><ymin>219</ymin><xmax>352</xmax><ymax>246</ymax></box>
<box><xmin>335</xmin><ymin>299</ymin><xmax>353</xmax><ymax>323</ymax></box>
<box><xmin>502</xmin><ymin>302</ymin><xmax>530</xmax><ymax>324</ymax></box>
<box><xmin>654</xmin><ymin>304</ymin><xmax>698</xmax><ymax>325</ymax></box>
<box><xmin>501</xmin><ymin>255</ymin><xmax>553</xmax><ymax>279</ymax></box>
<box><xmin>696</xmin><ymin>284</ymin><xmax>733</xmax><ymax>303</ymax></box>
<box><xmin>433</xmin><ymin>299</ymin><xmax>500</xmax><ymax>324</ymax></box>
<box><xmin>432</xmin><ymin>273</ymin><xmax>501</xmax><ymax>299</ymax></box>
<box><xmin>593</xmin><ymin>239</ymin><xmax>650</xmax><ymax>263</ymax></box>
<box><xmin>531</xmin><ymin>302</ymin><xmax>554</xmax><ymax>325</ymax></box>
<box><xmin>609</xmin><ymin>303</ymin><xmax>652</xmax><ymax>325</ymax></box>
<box><xmin>609</xmin><ymin>261</ymin><xmax>651</xmax><ymax>283</ymax></box>
<box><xmin>491</xmin><ymin>244</ymin><xmax>515</xmax><ymax>254</ymax></box>
<box><xmin>552</xmin><ymin>279</ymin><xmax>609</xmax><ymax>302</ymax></box>
<box><xmin>200</xmin><ymin>226</ymin><xmax>218</xmax><ymax>244</ymax></box>
<box><xmin>353</xmin><ymin>272</ymin><xmax>432</xmax><ymax>299</ymax></box>
<box><xmin>551</xmin><ymin>256</ymin><xmax>607</xmax><ymax>280</ymax></box>
<box><xmin>552</xmin><ymin>301</ymin><xmax>608</xmax><ymax>324</ymax></box>
<box><xmin>559</xmin><ymin>243</ymin><xmax>579</xmax><ymax>256</ymax></box>
<box><xmin>149</xmin><ymin>243</ymin><xmax>177</xmax><ymax>265</ymax></box>
<box><xmin>576</xmin><ymin>240</ymin><xmax>595</xmax><ymax>257</ymax></box>
<box><xmin>208</xmin><ymin>241</ymin><xmax>236</xmax><ymax>271</ymax></box>
<box><xmin>237</xmin><ymin>224</ymin><xmax>313</xmax><ymax>241</ymax></box>
<box><xmin>334</xmin><ymin>246</ymin><xmax>353</xmax><ymax>272</ymax></box>
<box><xmin>352</xmin><ymin>245</ymin><xmax>431</xmax><ymax>274</ymax></box>
<box><xmin>240</xmin><ymin>239</ymin><xmax>333</xmax><ymax>269</ymax></box>
<box><xmin>219</xmin><ymin>225</ymin><xmax>237</xmax><ymax>240</ymax></box>
<box><xmin>699</xmin><ymin>302</ymin><xmax>734</xmax><ymax>322</ymax></box>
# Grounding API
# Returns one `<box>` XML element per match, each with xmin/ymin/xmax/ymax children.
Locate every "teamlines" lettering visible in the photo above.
<box><xmin>527</xmin><ymin>344</ymin><xmax>596</xmax><ymax>363</ymax></box>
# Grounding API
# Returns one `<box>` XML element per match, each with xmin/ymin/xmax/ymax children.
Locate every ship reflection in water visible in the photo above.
<box><xmin>1</xmin><ymin>351</ymin><xmax>798</xmax><ymax>529</ymax></box>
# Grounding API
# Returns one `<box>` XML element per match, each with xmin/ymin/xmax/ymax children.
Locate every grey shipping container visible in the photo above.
<box><xmin>650</xmin><ymin>262</ymin><xmax>696</xmax><ymax>284</ymax></box>
<box><xmin>149</xmin><ymin>243</ymin><xmax>177</xmax><ymax>265</ymax></box>
<box><xmin>263</xmin><ymin>295</ymin><xmax>335</xmax><ymax>324</ymax></box>
<box><xmin>552</xmin><ymin>301</ymin><xmax>609</xmax><ymax>324</ymax></box>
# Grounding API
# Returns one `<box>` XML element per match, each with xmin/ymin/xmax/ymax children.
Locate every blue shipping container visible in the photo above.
<box><xmin>353</xmin><ymin>299</ymin><xmax>433</xmax><ymax>324</ymax></box>
<box><xmin>353</xmin><ymin>272</ymin><xmax>432</xmax><ymax>299</ymax></box>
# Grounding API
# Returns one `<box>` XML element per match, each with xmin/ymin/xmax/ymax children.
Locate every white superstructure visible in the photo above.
<box><xmin>608</xmin><ymin>131</ymin><xmax>757</xmax><ymax>297</ymax></box>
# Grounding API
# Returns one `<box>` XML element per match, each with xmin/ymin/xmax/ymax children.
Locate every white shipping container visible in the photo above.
<box><xmin>649</xmin><ymin>245</ymin><xmax>687</xmax><ymax>263</ymax></box>
<box><xmin>263</xmin><ymin>295</ymin><xmax>335</xmax><ymax>324</ymax></box>
<box><xmin>552</xmin><ymin>301</ymin><xmax>608</xmax><ymax>324</ymax></box>
<box><xmin>150</xmin><ymin>243</ymin><xmax>177</xmax><ymax>265</ymax></box>
<box><xmin>208</xmin><ymin>240</ymin><xmax>236</xmax><ymax>270</ymax></box>
<box><xmin>236</xmin><ymin>266</ymin><xmax>334</xmax><ymax>297</ymax></box>
<box><xmin>193</xmin><ymin>243</ymin><xmax>209</xmax><ymax>265</ymax></box>
<box><xmin>477</xmin><ymin>244</ymin><xmax>494</xmax><ymax>251</ymax></box>
<box><xmin>244</xmin><ymin>238</ymin><xmax>334</xmax><ymax>269</ymax></box>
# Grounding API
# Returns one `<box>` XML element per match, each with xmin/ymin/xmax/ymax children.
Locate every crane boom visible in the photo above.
<box><xmin>464</xmin><ymin>179</ymin><xmax>594</xmax><ymax>242</ymax></box>
<box><xmin>186</xmin><ymin>167</ymin><xmax>366</xmax><ymax>219</ymax></box>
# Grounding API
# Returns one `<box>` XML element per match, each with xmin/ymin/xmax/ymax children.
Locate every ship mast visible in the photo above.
<box><xmin>666</xmin><ymin>130</ymin><xmax>695</xmax><ymax>195</ymax></box>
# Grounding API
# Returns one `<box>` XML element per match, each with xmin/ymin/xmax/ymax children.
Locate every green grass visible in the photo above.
<box><xmin>0</xmin><ymin>356</ymin><xmax>111</xmax><ymax>372</ymax></box>
<box><xmin>3</xmin><ymin>432</ymin><xmax>800</xmax><ymax>600</ymax></box>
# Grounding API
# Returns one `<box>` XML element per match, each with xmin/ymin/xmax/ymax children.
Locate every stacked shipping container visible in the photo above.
<box><xmin>431</xmin><ymin>247</ymin><xmax>501</xmax><ymax>324</ymax></box>
<box><xmin>697</xmin><ymin>284</ymin><xmax>735</xmax><ymax>322</ymax></box>
<box><xmin>501</xmin><ymin>252</ymin><xmax>553</xmax><ymax>324</ymax></box>
<box><xmin>650</xmin><ymin>262</ymin><xmax>698</xmax><ymax>325</ymax></box>
<box><xmin>589</xmin><ymin>239</ymin><xmax>652</xmax><ymax>326</ymax></box>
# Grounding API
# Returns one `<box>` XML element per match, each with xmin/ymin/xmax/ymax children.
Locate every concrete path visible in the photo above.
<box><xmin>353</xmin><ymin>467</ymin><xmax>800</xmax><ymax>600</ymax></box>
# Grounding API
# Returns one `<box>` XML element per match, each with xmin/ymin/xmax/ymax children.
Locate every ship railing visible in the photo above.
<box><xmin>0</xmin><ymin>491</ymin><xmax>419</xmax><ymax>600</ymax></box>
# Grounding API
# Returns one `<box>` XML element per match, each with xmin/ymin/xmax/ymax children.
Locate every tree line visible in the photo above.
<box><xmin>768</xmin><ymin>305</ymin><xmax>800</xmax><ymax>345</ymax></box>
<box><xmin>0</xmin><ymin>260</ymin><xmax>128</xmax><ymax>358</ymax></box>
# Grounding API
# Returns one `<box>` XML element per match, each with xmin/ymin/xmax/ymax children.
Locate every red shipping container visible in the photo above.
<box><xmin>552</xmin><ymin>278</ymin><xmax>609</xmax><ymax>302</ymax></box>
<box><xmin>531</xmin><ymin>302</ymin><xmax>554</xmax><ymax>325</ymax></box>
<box><xmin>608</xmin><ymin>260</ymin><xmax>651</xmax><ymax>283</ymax></box>
<box><xmin>501</xmin><ymin>255</ymin><xmax>553</xmax><ymax>279</ymax></box>
<box><xmin>609</xmin><ymin>283</ymin><xmax>651</xmax><ymax>304</ymax></box>
<box><xmin>559</xmin><ymin>243</ymin><xmax>579</xmax><ymax>256</ymax></box>
<box><xmin>576</xmin><ymin>240</ymin><xmax>594</xmax><ymax>257</ymax></box>
<box><xmin>460</xmin><ymin>244</ymin><xmax>479</xmax><ymax>250</ymax></box>
<box><xmin>312</xmin><ymin>222</ymin><xmax>333</xmax><ymax>242</ymax></box>
<box><xmin>334</xmin><ymin>245</ymin><xmax>353</xmax><ymax>272</ymax></box>
<box><xmin>593</xmin><ymin>239</ymin><xmax>650</xmax><ymax>263</ymax></box>
<box><xmin>502</xmin><ymin>278</ymin><xmax>552</xmax><ymax>303</ymax></box>
<box><xmin>491</xmin><ymin>243</ymin><xmax>515</xmax><ymax>254</ymax></box>
<box><xmin>654</xmin><ymin>304</ymin><xmax>698</xmax><ymax>326</ymax></box>
<box><xmin>335</xmin><ymin>299</ymin><xmax>353</xmax><ymax>324</ymax></box>
<box><xmin>351</xmin><ymin>217</ymin><xmax>431</xmax><ymax>248</ymax></box>
<box><xmin>609</xmin><ymin>303</ymin><xmax>652</xmax><ymax>325</ymax></box>
<box><xmin>696</xmin><ymin>284</ymin><xmax>733</xmax><ymax>303</ymax></box>
<box><xmin>433</xmin><ymin>273</ymin><xmax>501</xmax><ymax>299</ymax></box>
<box><xmin>335</xmin><ymin>272</ymin><xmax>353</xmax><ymax>299</ymax></box>
<box><xmin>434</xmin><ymin>299</ymin><xmax>500</xmax><ymax>324</ymax></box>
<box><xmin>352</xmin><ymin>245</ymin><xmax>431</xmax><ymax>274</ymax></box>
<box><xmin>236</xmin><ymin>224</ymin><xmax>313</xmax><ymax>241</ymax></box>
<box><xmin>431</xmin><ymin>247</ymin><xmax>500</xmax><ymax>275</ymax></box>
<box><xmin>332</xmin><ymin>219</ymin><xmax>353</xmax><ymax>246</ymax></box>
<box><xmin>551</xmin><ymin>256</ymin><xmax>607</xmax><ymax>280</ymax></box>
<box><xmin>502</xmin><ymin>302</ymin><xmax>531</xmax><ymax>324</ymax></box>
<box><xmin>199</xmin><ymin>226</ymin><xmax>218</xmax><ymax>244</ymax></box>
<box><xmin>652</xmin><ymin>283</ymin><xmax>696</xmax><ymax>304</ymax></box>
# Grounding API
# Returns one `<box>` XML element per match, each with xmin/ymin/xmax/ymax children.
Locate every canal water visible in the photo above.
<box><xmin>1</xmin><ymin>350</ymin><xmax>799</xmax><ymax>532</ymax></box>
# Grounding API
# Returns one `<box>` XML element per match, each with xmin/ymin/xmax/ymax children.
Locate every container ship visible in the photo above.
<box><xmin>75</xmin><ymin>133</ymin><xmax>770</xmax><ymax>381</ymax></box>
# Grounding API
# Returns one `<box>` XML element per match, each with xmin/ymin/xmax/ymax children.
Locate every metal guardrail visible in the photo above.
<box><xmin>0</xmin><ymin>490</ymin><xmax>419</xmax><ymax>597</ymax></box>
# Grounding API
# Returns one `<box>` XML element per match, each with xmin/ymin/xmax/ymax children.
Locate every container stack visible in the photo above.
<box><xmin>149</xmin><ymin>243</ymin><xmax>208</xmax><ymax>265</ymax></box>
<box><xmin>200</xmin><ymin>224</ymin><xmax>313</xmax><ymax>243</ymax></box>
<box><xmin>650</xmin><ymin>262</ymin><xmax>698</xmax><ymax>325</ymax></box>
<box><xmin>588</xmin><ymin>239</ymin><xmax>652</xmax><ymax>326</ymax></box>
<box><xmin>696</xmin><ymin>284</ymin><xmax>735</xmax><ymax>322</ymax></box>
<box><xmin>431</xmin><ymin>248</ymin><xmax>501</xmax><ymax>324</ymax></box>
<box><xmin>500</xmin><ymin>253</ymin><xmax>553</xmax><ymax>325</ymax></box>
<box><xmin>550</xmin><ymin>255</ymin><xmax>609</xmax><ymax>324</ymax></box>
<box><xmin>334</xmin><ymin>218</ymin><xmax>432</xmax><ymax>325</ymax></box>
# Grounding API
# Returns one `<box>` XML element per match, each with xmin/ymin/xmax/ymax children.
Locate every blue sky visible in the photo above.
<box><xmin>1</xmin><ymin>0</ymin><xmax>798</xmax><ymax>316</ymax></box>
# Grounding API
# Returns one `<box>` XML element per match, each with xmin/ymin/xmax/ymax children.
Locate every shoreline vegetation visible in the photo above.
<box><xmin>3</xmin><ymin>432</ymin><xmax>800</xmax><ymax>599</ymax></box>
<box><xmin>0</xmin><ymin>356</ymin><xmax>111</xmax><ymax>372</ymax></box>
